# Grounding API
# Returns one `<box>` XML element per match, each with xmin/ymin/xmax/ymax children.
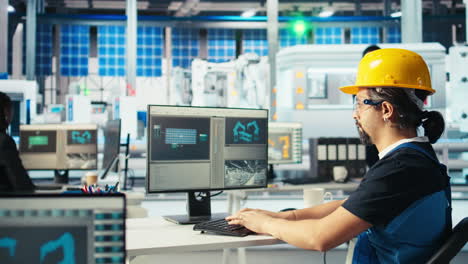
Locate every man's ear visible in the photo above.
<box><xmin>381</xmin><ymin>101</ymin><xmax>394</xmax><ymax>121</ymax></box>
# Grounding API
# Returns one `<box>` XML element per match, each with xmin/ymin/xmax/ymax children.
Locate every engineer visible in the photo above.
<box><xmin>227</xmin><ymin>48</ymin><xmax>451</xmax><ymax>263</ymax></box>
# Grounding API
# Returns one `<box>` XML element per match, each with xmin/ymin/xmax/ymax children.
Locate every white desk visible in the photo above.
<box><xmin>126</xmin><ymin>217</ymin><xmax>283</xmax><ymax>261</ymax></box>
<box><xmin>226</xmin><ymin>181</ymin><xmax>360</xmax><ymax>214</ymax></box>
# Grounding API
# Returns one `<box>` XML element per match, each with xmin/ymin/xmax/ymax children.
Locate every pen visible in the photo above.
<box><xmin>113</xmin><ymin>182</ymin><xmax>119</xmax><ymax>192</ymax></box>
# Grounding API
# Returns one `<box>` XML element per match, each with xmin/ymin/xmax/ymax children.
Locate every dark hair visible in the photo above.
<box><xmin>0</xmin><ymin>92</ymin><xmax>12</xmax><ymax>132</ymax></box>
<box><xmin>367</xmin><ymin>87</ymin><xmax>445</xmax><ymax>144</ymax></box>
<box><xmin>362</xmin><ymin>45</ymin><xmax>381</xmax><ymax>57</ymax></box>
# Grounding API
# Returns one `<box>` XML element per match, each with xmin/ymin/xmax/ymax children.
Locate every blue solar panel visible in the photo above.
<box><xmin>60</xmin><ymin>25</ymin><xmax>89</xmax><ymax>76</ymax></box>
<box><xmin>207</xmin><ymin>29</ymin><xmax>236</xmax><ymax>63</ymax></box>
<box><xmin>314</xmin><ymin>27</ymin><xmax>343</xmax><ymax>44</ymax></box>
<box><xmin>242</xmin><ymin>29</ymin><xmax>268</xmax><ymax>56</ymax></box>
<box><xmin>97</xmin><ymin>25</ymin><xmax>126</xmax><ymax>77</ymax></box>
<box><xmin>17</xmin><ymin>24</ymin><xmax>53</xmax><ymax>76</ymax></box>
<box><xmin>36</xmin><ymin>24</ymin><xmax>53</xmax><ymax>76</ymax></box>
<box><xmin>279</xmin><ymin>29</ymin><xmax>308</xmax><ymax>48</ymax></box>
<box><xmin>350</xmin><ymin>27</ymin><xmax>380</xmax><ymax>44</ymax></box>
<box><xmin>172</xmin><ymin>28</ymin><xmax>199</xmax><ymax>68</ymax></box>
<box><xmin>387</xmin><ymin>26</ymin><xmax>401</xmax><ymax>43</ymax></box>
<box><xmin>137</xmin><ymin>26</ymin><xmax>163</xmax><ymax>77</ymax></box>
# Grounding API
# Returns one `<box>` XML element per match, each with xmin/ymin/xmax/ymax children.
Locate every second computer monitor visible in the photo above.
<box><xmin>102</xmin><ymin>119</ymin><xmax>122</xmax><ymax>174</ymax></box>
<box><xmin>147</xmin><ymin>105</ymin><xmax>268</xmax><ymax>193</ymax></box>
<box><xmin>268</xmin><ymin>122</ymin><xmax>303</xmax><ymax>164</ymax></box>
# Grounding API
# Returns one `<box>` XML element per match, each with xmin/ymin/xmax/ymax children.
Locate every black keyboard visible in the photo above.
<box><xmin>193</xmin><ymin>218</ymin><xmax>254</xmax><ymax>237</ymax></box>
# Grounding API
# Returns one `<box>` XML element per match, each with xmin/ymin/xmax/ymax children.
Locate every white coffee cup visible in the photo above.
<box><xmin>303</xmin><ymin>188</ymin><xmax>324</xmax><ymax>208</ymax></box>
<box><xmin>333</xmin><ymin>166</ymin><xmax>348</xmax><ymax>183</ymax></box>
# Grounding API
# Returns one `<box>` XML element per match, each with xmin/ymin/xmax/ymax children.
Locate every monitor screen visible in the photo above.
<box><xmin>67</xmin><ymin>130</ymin><xmax>97</xmax><ymax>145</ymax></box>
<box><xmin>19</xmin><ymin>130</ymin><xmax>57</xmax><ymax>153</ymax></box>
<box><xmin>64</xmin><ymin>126</ymin><xmax>98</xmax><ymax>170</ymax></box>
<box><xmin>268</xmin><ymin>122</ymin><xmax>303</xmax><ymax>164</ymax></box>
<box><xmin>102</xmin><ymin>119</ymin><xmax>122</xmax><ymax>175</ymax></box>
<box><xmin>0</xmin><ymin>194</ymin><xmax>126</xmax><ymax>264</ymax></box>
<box><xmin>146</xmin><ymin>105</ymin><xmax>268</xmax><ymax>224</ymax></box>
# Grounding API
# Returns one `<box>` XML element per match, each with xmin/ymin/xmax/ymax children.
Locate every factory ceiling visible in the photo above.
<box><xmin>9</xmin><ymin>0</ymin><xmax>467</xmax><ymax>17</ymax></box>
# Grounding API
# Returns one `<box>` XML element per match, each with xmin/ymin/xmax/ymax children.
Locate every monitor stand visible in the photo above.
<box><xmin>163</xmin><ymin>191</ymin><xmax>228</xmax><ymax>225</ymax></box>
<box><xmin>54</xmin><ymin>170</ymin><xmax>69</xmax><ymax>184</ymax></box>
<box><xmin>267</xmin><ymin>164</ymin><xmax>277</xmax><ymax>183</ymax></box>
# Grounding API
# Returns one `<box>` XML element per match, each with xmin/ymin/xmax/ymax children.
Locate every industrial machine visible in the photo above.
<box><xmin>275</xmin><ymin>43</ymin><xmax>447</xmax><ymax>139</ymax></box>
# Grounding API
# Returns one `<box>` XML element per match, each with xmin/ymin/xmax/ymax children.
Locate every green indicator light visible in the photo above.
<box><xmin>293</xmin><ymin>20</ymin><xmax>306</xmax><ymax>36</ymax></box>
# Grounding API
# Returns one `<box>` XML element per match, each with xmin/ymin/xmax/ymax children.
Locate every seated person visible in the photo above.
<box><xmin>0</xmin><ymin>92</ymin><xmax>35</xmax><ymax>192</ymax></box>
<box><xmin>227</xmin><ymin>49</ymin><xmax>451</xmax><ymax>263</ymax></box>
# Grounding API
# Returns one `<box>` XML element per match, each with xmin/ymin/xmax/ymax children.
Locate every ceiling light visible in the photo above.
<box><xmin>390</xmin><ymin>11</ymin><xmax>402</xmax><ymax>18</ymax></box>
<box><xmin>241</xmin><ymin>9</ymin><xmax>256</xmax><ymax>18</ymax></box>
<box><xmin>318</xmin><ymin>10</ymin><xmax>334</xmax><ymax>18</ymax></box>
<box><xmin>8</xmin><ymin>5</ymin><xmax>15</xmax><ymax>13</ymax></box>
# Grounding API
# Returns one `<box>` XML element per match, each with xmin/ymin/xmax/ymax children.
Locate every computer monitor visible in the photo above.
<box><xmin>20</xmin><ymin>124</ymin><xmax>98</xmax><ymax>171</ymax></box>
<box><xmin>64</xmin><ymin>125</ymin><xmax>98</xmax><ymax>170</ymax></box>
<box><xmin>19</xmin><ymin>124</ymin><xmax>60</xmax><ymax>170</ymax></box>
<box><xmin>101</xmin><ymin>119</ymin><xmax>122</xmax><ymax>179</ymax></box>
<box><xmin>0</xmin><ymin>193</ymin><xmax>126</xmax><ymax>263</ymax></box>
<box><xmin>267</xmin><ymin>122</ymin><xmax>303</xmax><ymax>182</ymax></box>
<box><xmin>146</xmin><ymin>105</ymin><xmax>268</xmax><ymax>224</ymax></box>
<box><xmin>268</xmin><ymin>122</ymin><xmax>303</xmax><ymax>164</ymax></box>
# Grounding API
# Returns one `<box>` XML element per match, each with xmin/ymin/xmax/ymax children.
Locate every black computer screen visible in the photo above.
<box><xmin>0</xmin><ymin>226</ymin><xmax>88</xmax><ymax>264</ymax></box>
<box><xmin>150</xmin><ymin>116</ymin><xmax>210</xmax><ymax>161</ymax></box>
<box><xmin>0</xmin><ymin>194</ymin><xmax>126</xmax><ymax>263</ymax></box>
<box><xmin>19</xmin><ymin>130</ymin><xmax>57</xmax><ymax>153</ymax></box>
<box><xmin>102</xmin><ymin>119</ymin><xmax>121</xmax><ymax>173</ymax></box>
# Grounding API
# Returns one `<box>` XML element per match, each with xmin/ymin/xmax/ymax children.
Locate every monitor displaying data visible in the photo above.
<box><xmin>147</xmin><ymin>105</ymin><xmax>269</xmax><ymax>193</ymax></box>
<box><xmin>0</xmin><ymin>194</ymin><xmax>126</xmax><ymax>264</ymax></box>
<box><xmin>268</xmin><ymin>122</ymin><xmax>303</xmax><ymax>164</ymax></box>
<box><xmin>20</xmin><ymin>130</ymin><xmax>57</xmax><ymax>154</ymax></box>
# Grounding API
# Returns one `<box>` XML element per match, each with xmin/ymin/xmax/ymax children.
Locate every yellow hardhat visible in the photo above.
<box><xmin>339</xmin><ymin>48</ymin><xmax>435</xmax><ymax>95</ymax></box>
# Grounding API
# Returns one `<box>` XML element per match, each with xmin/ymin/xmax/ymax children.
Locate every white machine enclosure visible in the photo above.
<box><xmin>0</xmin><ymin>80</ymin><xmax>38</xmax><ymax>124</ymax></box>
<box><xmin>66</xmin><ymin>94</ymin><xmax>92</xmax><ymax>123</ymax></box>
<box><xmin>113</xmin><ymin>96</ymin><xmax>137</xmax><ymax>139</ymax></box>
<box><xmin>447</xmin><ymin>45</ymin><xmax>468</xmax><ymax>132</ymax></box>
<box><xmin>276</xmin><ymin>43</ymin><xmax>447</xmax><ymax>139</ymax></box>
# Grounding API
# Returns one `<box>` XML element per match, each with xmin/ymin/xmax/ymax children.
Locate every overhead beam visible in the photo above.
<box><xmin>0</xmin><ymin>0</ymin><xmax>7</xmax><ymax>73</ymax></box>
<box><xmin>26</xmin><ymin>0</ymin><xmax>37</xmax><ymax>80</ymax></box>
<box><xmin>267</xmin><ymin>0</ymin><xmax>278</xmax><ymax>120</ymax></box>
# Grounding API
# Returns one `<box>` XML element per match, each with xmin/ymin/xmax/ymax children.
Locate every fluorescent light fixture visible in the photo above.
<box><xmin>241</xmin><ymin>9</ymin><xmax>256</xmax><ymax>18</ymax></box>
<box><xmin>390</xmin><ymin>11</ymin><xmax>402</xmax><ymax>18</ymax></box>
<box><xmin>8</xmin><ymin>5</ymin><xmax>15</xmax><ymax>12</ymax></box>
<box><xmin>318</xmin><ymin>10</ymin><xmax>334</xmax><ymax>18</ymax></box>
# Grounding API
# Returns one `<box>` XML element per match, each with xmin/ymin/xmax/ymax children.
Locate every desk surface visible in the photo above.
<box><xmin>126</xmin><ymin>217</ymin><xmax>283</xmax><ymax>257</ymax></box>
<box><xmin>231</xmin><ymin>181</ymin><xmax>359</xmax><ymax>195</ymax></box>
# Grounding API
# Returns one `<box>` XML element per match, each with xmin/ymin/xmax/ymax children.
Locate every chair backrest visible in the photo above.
<box><xmin>426</xmin><ymin>217</ymin><xmax>468</xmax><ymax>264</ymax></box>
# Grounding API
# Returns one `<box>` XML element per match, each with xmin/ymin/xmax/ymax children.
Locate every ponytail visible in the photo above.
<box><xmin>421</xmin><ymin>110</ymin><xmax>445</xmax><ymax>144</ymax></box>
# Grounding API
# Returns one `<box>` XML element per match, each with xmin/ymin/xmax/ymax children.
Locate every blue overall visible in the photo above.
<box><xmin>352</xmin><ymin>143</ymin><xmax>452</xmax><ymax>264</ymax></box>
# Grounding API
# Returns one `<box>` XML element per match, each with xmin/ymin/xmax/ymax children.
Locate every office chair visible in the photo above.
<box><xmin>426</xmin><ymin>217</ymin><xmax>468</xmax><ymax>264</ymax></box>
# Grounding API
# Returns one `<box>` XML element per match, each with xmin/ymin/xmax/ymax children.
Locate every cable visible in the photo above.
<box><xmin>209</xmin><ymin>191</ymin><xmax>224</xmax><ymax>198</ymax></box>
<box><xmin>195</xmin><ymin>191</ymin><xmax>224</xmax><ymax>199</ymax></box>
<box><xmin>323</xmin><ymin>251</ymin><xmax>327</xmax><ymax>264</ymax></box>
